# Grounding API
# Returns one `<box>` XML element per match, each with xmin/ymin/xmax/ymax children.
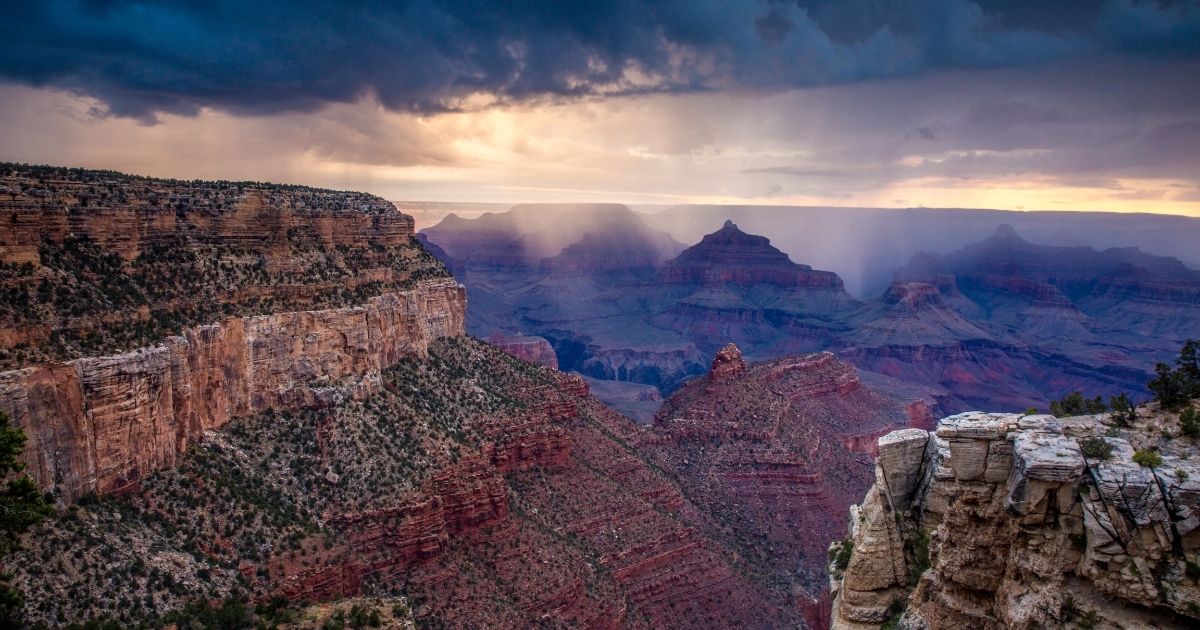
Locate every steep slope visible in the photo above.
<box><xmin>638</xmin><ymin>344</ymin><xmax>927</xmax><ymax>627</ymax></box>
<box><xmin>12</xmin><ymin>337</ymin><xmax>801</xmax><ymax>628</ymax></box>
<box><xmin>830</xmin><ymin>405</ymin><xmax>1200</xmax><ymax>629</ymax></box>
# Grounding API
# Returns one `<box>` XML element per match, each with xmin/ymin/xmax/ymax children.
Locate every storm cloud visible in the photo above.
<box><xmin>1</xmin><ymin>0</ymin><xmax>1199</xmax><ymax>122</ymax></box>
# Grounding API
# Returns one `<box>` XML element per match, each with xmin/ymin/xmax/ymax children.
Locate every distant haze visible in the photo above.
<box><xmin>420</xmin><ymin>202</ymin><xmax>1200</xmax><ymax>297</ymax></box>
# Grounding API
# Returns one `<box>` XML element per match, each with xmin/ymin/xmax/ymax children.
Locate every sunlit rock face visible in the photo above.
<box><xmin>831</xmin><ymin>406</ymin><xmax>1200</xmax><ymax>630</ymax></box>
<box><xmin>0</xmin><ymin>164</ymin><xmax>463</xmax><ymax>503</ymax></box>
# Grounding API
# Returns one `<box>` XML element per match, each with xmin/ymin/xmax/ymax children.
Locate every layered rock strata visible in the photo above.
<box><xmin>642</xmin><ymin>344</ymin><xmax>913</xmax><ymax>620</ymax></box>
<box><xmin>0</xmin><ymin>279</ymin><xmax>465</xmax><ymax>502</ymax></box>
<box><xmin>831</xmin><ymin>410</ymin><xmax>1200</xmax><ymax>629</ymax></box>
<box><xmin>486</xmin><ymin>333</ymin><xmax>559</xmax><ymax>369</ymax></box>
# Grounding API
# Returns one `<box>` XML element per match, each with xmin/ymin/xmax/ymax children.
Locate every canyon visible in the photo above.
<box><xmin>421</xmin><ymin>204</ymin><xmax>1200</xmax><ymax>415</ymax></box>
<box><xmin>0</xmin><ymin>165</ymin><xmax>916</xmax><ymax>629</ymax></box>
<box><xmin>4</xmin><ymin>165</ymin><xmax>1197</xmax><ymax>629</ymax></box>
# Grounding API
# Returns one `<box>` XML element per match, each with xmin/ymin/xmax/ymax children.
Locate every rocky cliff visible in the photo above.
<box><xmin>0</xmin><ymin>163</ymin><xmax>449</xmax><ymax>367</ymax></box>
<box><xmin>0</xmin><ymin>164</ymin><xmax>462</xmax><ymax>503</ymax></box>
<box><xmin>12</xmin><ymin>337</ymin><xmax>802</xmax><ymax>629</ymax></box>
<box><xmin>638</xmin><ymin>344</ymin><xmax>920</xmax><ymax>625</ymax></box>
<box><xmin>830</xmin><ymin>405</ymin><xmax>1200</xmax><ymax>629</ymax></box>
<box><xmin>486</xmin><ymin>333</ymin><xmax>559</xmax><ymax>369</ymax></box>
<box><xmin>0</xmin><ymin>279</ymin><xmax>464</xmax><ymax>502</ymax></box>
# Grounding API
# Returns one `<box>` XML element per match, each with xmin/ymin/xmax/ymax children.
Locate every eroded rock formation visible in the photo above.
<box><xmin>831</xmin><ymin>407</ymin><xmax>1200</xmax><ymax>629</ymax></box>
<box><xmin>486</xmin><ymin>333</ymin><xmax>559</xmax><ymax>369</ymax></box>
<box><xmin>0</xmin><ymin>279</ymin><xmax>465</xmax><ymax>502</ymax></box>
<box><xmin>0</xmin><ymin>164</ymin><xmax>464</xmax><ymax>502</ymax></box>
<box><xmin>641</xmin><ymin>344</ymin><xmax>915</xmax><ymax>620</ymax></box>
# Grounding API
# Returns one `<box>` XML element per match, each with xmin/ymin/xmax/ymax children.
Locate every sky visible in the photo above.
<box><xmin>1</xmin><ymin>1</ymin><xmax>1199</xmax><ymax>215</ymax></box>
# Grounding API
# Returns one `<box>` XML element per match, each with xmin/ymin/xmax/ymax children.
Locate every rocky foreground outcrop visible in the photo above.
<box><xmin>830</xmin><ymin>407</ymin><xmax>1200</xmax><ymax>629</ymax></box>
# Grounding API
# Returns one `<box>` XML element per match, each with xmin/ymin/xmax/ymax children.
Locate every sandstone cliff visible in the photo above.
<box><xmin>0</xmin><ymin>164</ymin><xmax>463</xmax><ymax>503</ymax></box>
<box><xmin>830</xmin><ymin>406</ymin><xmax>1200</xmax><ymax>629</ymax></box>
<box><xmin>0</xmin><ymin>279</ymin><xmax>465</xmax><ymax>502</ymax></box>
<box><xmin>0</xmin><ymin>163</ymin><xmax>449</xmax><ymax>367</ymax></box>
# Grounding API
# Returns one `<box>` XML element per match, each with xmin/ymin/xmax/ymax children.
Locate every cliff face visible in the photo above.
<box><xmin>0</xmin><ymin>164</ymin><xmax>463</xmax><ymax>502</ymax></box>
<box><xmin>0</xmin><ymin>279</ymin><xmax>465</xmax><ymax>502</ymax></box>
<box><xmin>486</xmin><ymin>333</ymin><xmax>559</xmax><ymax>369</ymax></box>
<box><xmin>830</xmin><ymin>407</ymin><xmax>1200</xmax><ymax>629</ymax></box>
<box><xmin>640</xmin><ymin>345</ymin><xmax>917</xmax><ymax>622</ymax></box>
<box><xmin>0</xmin><ymin>163</ymin><xmax>449</xmax><ymax>368</ymax></box>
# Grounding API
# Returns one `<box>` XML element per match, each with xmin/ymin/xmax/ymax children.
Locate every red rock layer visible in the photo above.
<box><xmin>237</xmin><ymin>364</ymin><xmax>797</xmax><ymax>628</ymax></box>
<box><xmin>486</xmin><ymin>333</ymin><xmax>560</xmax><ymax>369</ymax></box>
<box><xmin>708</xmin><ymin>342</ymin><xmax>745</xmax><ymax>381</ymax></box>
<box><xmin>0</xmin><ymin>279</ymin><xmax>465</xmax><ymax>502</ymax></box>
<box><xmin>0</xmin><ymin>184</ymin><xmax>411</xmax><ymax>263</ymax></box>
<box><xmin>644</xmin><ymin>345</ymin><xmax>912</xmax><ymax>617</ymax></box>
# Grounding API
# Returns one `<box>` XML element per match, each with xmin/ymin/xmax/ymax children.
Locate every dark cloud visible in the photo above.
<box><xmin>1</xmin><ymin>0</ymin><xmax>1198</xmax><ymax>122</ymax></box>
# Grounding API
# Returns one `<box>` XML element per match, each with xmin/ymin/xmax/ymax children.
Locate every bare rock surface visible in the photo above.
<box><xmin>831</xmin><ymin>404</ymin><xmax>1200</xmax><ymax>629</ymax></box>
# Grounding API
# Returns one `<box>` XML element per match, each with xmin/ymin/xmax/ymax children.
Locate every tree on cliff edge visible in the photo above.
<box><xmin>0</xmin><ymin>409</ymin><xmax>52</xmax><ymax>626</ymax></box>
<box><xmin>1149</xmin><ymin>339</ymin><xmax>1200</xmax><ymax>409</ymax></box>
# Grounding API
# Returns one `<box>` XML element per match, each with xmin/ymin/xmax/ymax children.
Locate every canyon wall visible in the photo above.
<box><xmin>0</xmin><ymin>279</ymin><xmax>465</xmax><ymax>502</ymax></box>
<box><xmin>831</xmin><ymin>408</ymin><xmax>1200</xmax><ymax>629</ymax></box>
<box><xmin>0</xmin><ymin>164</ymin><xmax>464</xmax><ymax>503</ymax></box>
<box><xmin>639</xmin><ymin>344</ymin><xmax>915</xmax><ymax>620</ymax></box>
<box><xmin>486</xmin><ymin>333</ymin><xmax>559</xmax><ymax>370</ymax></box>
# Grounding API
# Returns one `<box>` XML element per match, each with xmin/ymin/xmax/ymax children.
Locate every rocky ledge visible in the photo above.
<box><xmin>830</xmin><ymin>407</ymin><xmax>1200</xmax><ymax>629</ymax></box>
<box><xmin>0</xmin><ymin>278</ymin><xmax>465</xmax><ymax>503</ymax></box>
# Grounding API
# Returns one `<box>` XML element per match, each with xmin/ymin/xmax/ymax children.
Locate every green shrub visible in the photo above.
<box><xmin>1149</xmin><ymin>339</ymin><xmax>1200</xmax><ymax>409</ymax></box>
<box><xmin>909</xmin><ymin>531</ymin><xmax>931</xmax><ymax>584</ymax></box>
<box><xmin>832</xmin><ymin>539</ymin><xmax>853</xmax><ymax>572</ymax></box>
<box><xmin>1108</xmin><ymin>393</ymin><xmax>1137</xmax><ymax>426</ymax></box>
<box><xmin>1133</xmin><ymin>449</ymin><xmax>1163</xmax><ymax>469</ymax></box>
<box><xmin>1079</xmin><ymin>437</ymin><xmax>1113</xmax><ymax>461</ymax></box>
<box><xmin>1050</xmin><ymin>392</ymin><xmax>1106</xmax><ymax>417</ymax></box>
<box><xmin>1181</xmin><ymin>408</ymin><xmax>1200</xmax><ymax>437</ymax></box>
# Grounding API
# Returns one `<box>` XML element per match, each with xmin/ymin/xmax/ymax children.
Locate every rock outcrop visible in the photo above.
<box><xmin>486</xmin><ymin>333</ymin><xmax>559</xmax><ymax>369</ymax></box>
<box><xmin>0</xmin><ymin>164</ymin><xmax>464</xmax><ymax>503</ymax></box>
<box><xmin>642</xmin><ymin>345</ymin><xmax>915</xmax><ymax>619</ymax></box>
<box><xmin>707</xmin><ymin>343</ymin><xmax>745</xmax><ymax>381</ymax></box>
<box><xmin>830</xmin><ymin>407</ymin><xmax>1200</xmax><ymax>629</ymax></box>
<box><xmin>0</xmin><ymin>278</ymin><xmax>465</xmax><ymax>503</ymax></box>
